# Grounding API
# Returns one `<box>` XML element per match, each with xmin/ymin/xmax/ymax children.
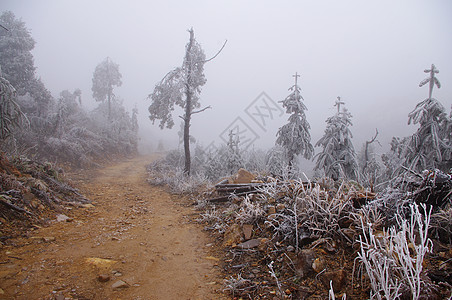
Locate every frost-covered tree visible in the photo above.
<box><xmin>92</xmin><ymin>57</ymin><xmax>122</xmax><ymax>119</ymax></box>
<box><xmin>314</xmin><ymin>97</ymin><xmax>358</xmax><ymax>180</ymax></box>
<box><xmin>148</xmin><ymin>28</ymin><xmax>225</xmax><ymax>175</ymax></box>
<box><xmin>0</xmin><ymin>66</ymin><xmax>27</xmax><ymax>141</ymax></box>
<box><xmin>276</xmin><ymin>72</ymin><xmax>314</xmax><ymax>167</ymax></box>
<box><xmin>0</xmin><ymin>11</ymin><xmax>35</xmax><ymax>95</ymax></box>
<box><xmin>226</xmin><ymin>129</ymin><xmax>242</xmax><ymax>173</ymax></box>
<box><xmin>405</xmin><ymin>64</ymin><xmax>451</xmax><ymax>172</ymax></box>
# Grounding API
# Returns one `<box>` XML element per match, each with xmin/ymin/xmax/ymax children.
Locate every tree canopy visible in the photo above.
<box><xmin>0</xmin><ymin>11</ymin><xmax>36</xmax><ymax>95</ymax></box>
<box><xmin>276</xmin><ymin>72</ymin><xmax>314</xmax><ymax>166</ymax></box>
<box><xmin>92</xmin><ymin>57</ymin><xmax>122</xmax><ymax>118</ymax></box>
<box><xmin>314</xmin><ymin>97</ymin><xmax>358</xmax><ymax>180</ymax></box>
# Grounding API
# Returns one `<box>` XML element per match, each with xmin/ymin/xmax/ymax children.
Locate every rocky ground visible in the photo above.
<box><xmin>0</xmin><ymin>156</ymin><xmax>226</xmax><ymax>299</ymax></box>
<box><xmin>195</xmin><ymin>169</ymin><xmax>452</xmax><ymax>299</ymax></box>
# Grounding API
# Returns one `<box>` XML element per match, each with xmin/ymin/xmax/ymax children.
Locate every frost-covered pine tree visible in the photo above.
<box><xmin>276</xmin><ymin>72</ymin><xmax>314</xmax><ymax>167</ymax></box>
<box><xmin>405</xmin><ymin>64</ymin><xmax>452</xmax><ymax>172</ymax></box>
<box><xmin>314</xmin><ymin>97</ymin><xmax>358</xmax><ymax>180</ymax></box>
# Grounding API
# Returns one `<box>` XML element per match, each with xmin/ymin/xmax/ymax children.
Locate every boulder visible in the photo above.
<box><xmin>234</xmin><ymin>168</ymin><xmax>255</xmax><ymax>184</ymax></box>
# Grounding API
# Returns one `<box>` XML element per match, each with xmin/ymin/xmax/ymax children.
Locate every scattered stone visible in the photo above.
<box><xmin>112</xmin><ymin>270</ymin><xmax>122</xmax><ymax>276</ymax></box>
<box><xmin>97</xmin><ymin>274</ymin><xmax>110</xmax><ymax>282</ymax></box>
<box><xmin>205</xmin><ymin>256</ymin><xmax>220</xmax><ymax>261</ymax></box>
<box><xmin>54</xmin><ymin>294</ymin><xmax>65</xmax><ymax>300</ymax></box>
<box><xmin>287</xmin><ymin>245</ymin><xmax>295</xmax><ymax>252</ymax></box>
<box><xmin>295</xmin><ymin>249</ymin><xmax>316</xmax><ymax>278</ymax></box>
<box><xmin>223</xmin><ymin>223</ymin><xmax>242</xmax><ymax>247</ymax></box>
<box><xmin>268</xmin><ymin>206</ymin><xmax>276</xmax><ymax>215</ymax></box>
<box><xmin>56</xmin><ymin>214</ymin><xmax>72</xmax><ymax>222</ymax></box>
<box><xmin>312</xmin><ymin>257</ymin><xmax>326</xmax><ymax>273</ymax></box>
<box><xmin>81</xmin><ymin>203</ymin><xmax>95</xmax><ymax>209</ymax></box>
<box><xmin>111</xmin><ymin>237</ymin><xmax>120</xmax><ymax>241</ymax></box>
<box><xmin>234</xmin><ymin>168</ymin><xmax>255</xmax><ymax>184</ymax></box>
<box><xmin>85</xmin><ymin>257</ymin><xmax>117</xmax><ymax>268</ymax></box>
<box><xmin>242</xmin><ymin>224</ymin><xmax>253</xmax><ymax>240</ymax></box>
<box><xmin>42</xmin><ymin>236</ymin><xmax>56</xmax><ymax>243</ymax></box>
<box><xmin>111</xmin><ymin>280</ymin><xmax>129</xmax><ymax>289</ymax></box>
<box><xmin>258</xmin><ymin>238</ymin><xmax>270</xmax><ymax>252</ymax></box>
<box><xmin>237</xmin><ymin>238</ymin><xmax>260</xmax><ymax>249</ymax></box>
<box><xmin>320</xmin><ymin>269</ymin><xmax>347</xmax><ymax>292</ymax></box>
<box><xmin>0</xmin><ymin>288</ymin><xmax>4</xmax><ymax>295</ymax></box>
<box><xmin>276</xmin><ymin>203</ymin><xmax>285</xmax><ymax>211</ymax></box>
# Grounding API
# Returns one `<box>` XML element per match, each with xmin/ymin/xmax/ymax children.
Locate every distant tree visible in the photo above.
<box><xmin>148</xmin><ymin>28</ymin><xmax>226</xmax><ymax>175</ymax></box>
<box><xmin>0</xmin><ymin>11</ymin><xmax>35</xmax><ymax>95</ymax></box>
<box><xmin>0</xmin><ymin>66</ymin><xmax>27</xmax><ymax>141</ymax></box>
<box><xmin>404</xmin><ymin>64</ymin><xmax>451</xmax><ymax>172</ymax></box>
<box><xmin>276</xmin><ymin>72</ymin><xmax>314</xmax><ymax>167</ymax></box>
<box><xmin>314</xmin><ymin>97</ymin><xmax>358</xmax><ymax>180</ymax></box>
<box><xmin>226</xmin><ymin>129</ymin><xmax>241</xmax><ymax>173</ymax></box>
<box><xmin>92</xmin><ymin>57</ymin><xmax>122</xmax><ymax>119</ymax></box>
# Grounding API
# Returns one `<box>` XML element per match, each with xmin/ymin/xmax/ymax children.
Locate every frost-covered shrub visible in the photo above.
<box><xmin>264</xmin><ymin>179</ymin><xmax>356</xmax><ymax>246</ymax></box>
<box><xmin>234</xmin><ymin>196</ymin><xmax>265</xmax><ymax>225</ymax></box>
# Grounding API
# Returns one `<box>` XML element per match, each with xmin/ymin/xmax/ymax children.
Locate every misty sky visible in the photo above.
<box><xmin>2</xmin><ymin>0</ymin><xmax>452</xmax><ymax>154</ymax></box>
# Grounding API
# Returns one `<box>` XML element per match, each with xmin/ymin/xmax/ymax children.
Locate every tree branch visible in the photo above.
<box><xmin>191</xmin><ymin>106</ymin><xmax>211</xmax><ymax>115</ymax></box>
<box><xmin>203</xmin><ymin>40</ymin><xmax>228</xmax><ymax>63</ymax></box>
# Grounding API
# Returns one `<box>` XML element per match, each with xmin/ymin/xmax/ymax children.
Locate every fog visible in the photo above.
<box><xmin>3</xmin><ymin>0</ymin><xmax>452</xmax><ymax>154</ymax></box>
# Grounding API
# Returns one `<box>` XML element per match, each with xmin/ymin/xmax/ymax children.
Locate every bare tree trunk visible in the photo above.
<box><xmin>183</xmin><ymin>29</ymin><xmax>195</xmax><ymax>175</ymax></box>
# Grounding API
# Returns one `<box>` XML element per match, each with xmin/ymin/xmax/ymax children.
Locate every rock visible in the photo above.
<box><xmin>295</xmin><ymin>249</ymin><xmax>316</xmax><ymax>278</ymax></box>
<box><xmin>312</xmin><ymin>257</ymin><xmax>326</xmax><ymax>273</ymax></box>
<box><xmin>56</xmin><ymin>214</ymin><xmax>71</xmax><ymax>222</ymax></box>
<box><xmin>320</xmin><ymin>269</ymin><xmax>347</xmax><ymax>292</ymax></box>
<box><xmin>205</xmin><ymin>256</ymin><xmax>220</xmax><ymax>261</ymax></box>
<box><xmin>54</xmin><ymin>294</ymin><xmax>65</xmax><ymax>300</ymax></box>
<box><xmin>0</xmin><ymin>288</ymin><xmax>4</xmax><ymax>295</ymax></box>
<box><xmin>276</xmin><ymin>203</ymin><xmax>285</xmax><ymax>211</ymax></box>
<box><xmin>82</xmin><ymin>203</ymin><xmax>95</xmax><ymax>209</ymax></box>
<box><xmin>242</xmin><ymin>224</ymin><xmax>253</xmax><ymax>240</ymax></box>
<box><xmin>268</xmin><ymin>206</ymin><xmax>276</xmax><ymax>215</ymax></box>
<box><xmin>258</xmin><ymin>238</ymin><xmax>270</xmax><ymax>252</ymax></box>
<box><xmin>223</xmin><ymin>224</ymin><xmax>242</xmax><ymax>247</ymax></box>
<box><xmin>237</xmin><ymin>238</ymin><xmax>261</xmax><ymax>249</ymax></box>
<box><xmin>286</xmin><ymin>245</ymin><xmax>295</xmax><ymax>252</ymax></box>
<box><xmin>234</xmin><ymin>168</ymin><xmax>255</xmax><ymax>184</ymax></box>
<box><xmin>98</xmin><ymin>274</ymin><xmax>110</xmax><ymax>282</ymax></box>
<box><xmin>42</xmin><ymin>236</ymin><xmax>56</xmax><ymax>242</ymax></box>
<box><xmin>86</xmin><ymin>257</ymin><xmax>117</xmax><ymax>268</ymax></box>
<box><xmin>111</xmin><ymin>280</ymin><xmax>129</xmax><ymax>289</ymax></box>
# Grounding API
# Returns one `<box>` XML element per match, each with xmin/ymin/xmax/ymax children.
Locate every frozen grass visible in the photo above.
<box><xmin>234</xmin><ymin>195</ymin><xmax>265</xmax><ymax>225</ymax></box>
<box><xmin>357</xmin><ymin>203</ymin><xmax>433</xmax><ymax>300</ymax></box>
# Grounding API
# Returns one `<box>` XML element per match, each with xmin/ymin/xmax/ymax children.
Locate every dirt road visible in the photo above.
<box><xmin>0</xmin><ymin>156</ymin><xmax>225</xmax><ymax>299</ymax></box>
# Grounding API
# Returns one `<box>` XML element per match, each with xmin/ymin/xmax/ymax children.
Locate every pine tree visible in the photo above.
<box><xmin>405</xmin><ymin>64</ymin><xmax>451</xmax><ymax>172</ymax></box>
<box><xmin>314</xmin><ymin>97</ymin><xmax>358</xmax><ymax>180</ymax></box>
<box><xmin>276</xmin><ymin>72</ymin><xmax>314</xmax><ymax>167</ymax></box>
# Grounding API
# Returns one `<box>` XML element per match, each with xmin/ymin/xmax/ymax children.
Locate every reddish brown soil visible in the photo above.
<box><xmin>0</xmin><ymin>156</ymin><xmax>226</xmax><ymax>300</ymax></box>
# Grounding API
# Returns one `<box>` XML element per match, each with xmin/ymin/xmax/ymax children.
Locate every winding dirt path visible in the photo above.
<box><xmin>0</xmin><ymin>156</ymin><xmax>225</xmax><ymax>299</ymax></box>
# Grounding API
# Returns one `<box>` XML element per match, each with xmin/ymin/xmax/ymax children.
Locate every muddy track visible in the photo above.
<box><xmin>0</xmin><ymin>156</ymin><xmax>226</xmax><ymax>300</ymax></box>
